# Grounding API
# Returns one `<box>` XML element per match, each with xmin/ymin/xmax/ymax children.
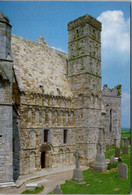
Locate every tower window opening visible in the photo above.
<box><xmin>77</xmin><ymin>29</ymin><xmax>79</xmax><ymax>34</ymax></box>
<box><xmin>44</xmin><ymin>130</ymin><xmax>49</xmax><ymax>142</ymax></box>
<box><xmin>63</xmin><ymin>129</ymin><xmax>68</xmax><ymax>144</ymax></box>
<box><xmin>110</xmin><ymin>109</ymin><xmax>112</xmax><ymax>132</ymax></box>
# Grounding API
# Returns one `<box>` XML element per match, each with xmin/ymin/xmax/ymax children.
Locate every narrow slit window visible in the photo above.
<box><xmin>110</xmin><ymin>109</ymin><xmax>112</xmax><ymax>132</ymax></box>
<box><xmin>63</xmin><ymin>129</ymin><xmax>68</xmax><ymax>144</ymax></box>
<box><xmin>44</xmin><ymin>130</ymin><xmax>49</xmax><ymax>142</ymax></box>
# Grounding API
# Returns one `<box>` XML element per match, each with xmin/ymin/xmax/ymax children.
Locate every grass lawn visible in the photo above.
<box><xmin>21</xmin><ymin>186</ymin><xmax>44</xmax><ymax>194</ymax></box>
<box><xmin>121</xmin><ymin>129</ymin><xmax>130</xmax><ymax>138</ymax></box>
<box><xmin>50</xmin><ymin>147</ymin><xmax>130</xmax><ymax>194</ymax></box>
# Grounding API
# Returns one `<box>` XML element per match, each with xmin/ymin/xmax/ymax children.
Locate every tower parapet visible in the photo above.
<box><xmin>68</xmin><ymin>14</ymin><xmax>102</xmax><ymax>31</ymax></box>
<box><xmin>102</xmin><ymin>84</ymin><xmax>122</xmax><ymax>97</ymax></box>
<box><xmin>0</xmin><ymin>10</ymin><xmax>12</xmax><ymax>59</ymax></box>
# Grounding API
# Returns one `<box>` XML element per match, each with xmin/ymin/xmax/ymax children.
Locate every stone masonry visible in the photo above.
<box><xmin>0</xmin><ymin>11</ymin><xmax>14</xmax><ymax>183</ymax></box>
<box><xmin>102</xmin><ymin>84</ymin><xmax>121</xmax><ymax>147</ymax></box>
<box><xmin>68</xmin><ymin>15</ymin><xmax>102</xmax><ymax>165</ymax></box>
<box><xmin>0</xmin><ymin>11</ymin><xmax>122</xmax><ymax>184</ymax></box>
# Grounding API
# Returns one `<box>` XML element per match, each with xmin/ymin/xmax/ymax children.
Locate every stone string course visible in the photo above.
<box><xmin>0</xmin><ymin>11</ymin><xmax>121</xmax><ymax>183</ymax></box>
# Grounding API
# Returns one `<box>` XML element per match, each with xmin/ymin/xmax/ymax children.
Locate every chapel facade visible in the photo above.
<box><xmin>0</xmin><ymin>11</ymin><xmax>121</xmax><ymax>184</ymax></box>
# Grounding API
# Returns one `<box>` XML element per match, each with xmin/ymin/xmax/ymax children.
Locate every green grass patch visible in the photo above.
<box><xmin>21</xmin><ymin>186</ymin><xmax>44</xmax><ymax>194</ymax></box>
<box><xmin>50</xmin><ymin>148</ymin><xmax>130</xmax><ymax>194</ymax></box>
<box><xmin>105</xmin><ymin>145</ymin><xmax>116</xmax><ymax>159</ymax></box>
<box><xmin>121</xmin><ymin>129</ymin><xmax>130</xmax><ymax>138</ymax></box>
<box><xmin>110</xmin><ymin>145</ymin><xmax>116</xmax><ymax>150</ymax></box>
<box><xmin>60</xmin><ymin>166</ymin><xmax>130</xmax><ymax>194</ymax></box>
<box><xmin>107</xmin><ymin>162</ymin><xmax>119</xmax><ymax>170</ymax></box>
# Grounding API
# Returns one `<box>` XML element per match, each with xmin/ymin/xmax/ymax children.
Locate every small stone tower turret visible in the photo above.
<box><xmin>67</xmin><ymin>14</ymin><xmax>102</xmax><ymax>164</ymax></box>
<box><xmin>0</xmin><ymin>11</ymin><xmax>12</xmax><ymax>59</ymax></box>
<box><xmin>0</xmin><ymin>10</ymin><xmax>14</xmax><ymax>186</ymax></box>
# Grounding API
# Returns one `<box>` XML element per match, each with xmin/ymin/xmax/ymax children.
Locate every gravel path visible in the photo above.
<box><xmin>0</xmin><ymin>166</ymin><xmax>88</xmax><ymax>194</ymax></box>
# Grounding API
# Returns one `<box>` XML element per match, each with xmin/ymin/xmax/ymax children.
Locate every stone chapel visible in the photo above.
<box><xmin>0</xmin><ymin>11</ymin><xmax>121</xmax><ymax>184</ymax></box>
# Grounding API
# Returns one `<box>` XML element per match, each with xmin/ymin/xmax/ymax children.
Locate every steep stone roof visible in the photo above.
<box><xmin>0</xmin><ymin>10</ymin><xmax>9</xmax><ymax>23</ymax></box>
<box><xmin>11</xmin><ymin>34</ymin><xmax>73</xmax><ymax>97</ymax></box>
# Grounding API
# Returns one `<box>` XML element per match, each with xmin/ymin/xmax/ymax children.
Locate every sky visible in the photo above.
<box><xmin>0</xmin><ymin>1</ymin><xmax>130</xmax><ymax>128</ymax></box>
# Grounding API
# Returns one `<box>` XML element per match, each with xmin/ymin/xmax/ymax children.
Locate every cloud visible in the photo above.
<box><xmin>121</xmin><ymin>92</ymin><xmax>130</xmax><ymax>123</ymax></box>
<box><xmin>97</xmin><ymin>11</ymin><xmax>130</xmax><ymax>128</ymax></box>
<box><xmin>97</xmin><ymin>10</ymin><xmax>130</xmax><ymax>54</ymax></box>
<box><xmin>122</xmin><ymin>92</ymin><xmax>130</xmax><ymax>114</ymax></box>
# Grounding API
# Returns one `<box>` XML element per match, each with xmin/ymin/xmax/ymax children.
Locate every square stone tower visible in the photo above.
<box><xmin>67</xmin><ymin>14</ymin><xmax>102</xmax><ymax>165</ymax></box>
<box><xmin>0</xmin><ymin>11</ymin><xmax>14</xmax><ymax>186</ymax></box>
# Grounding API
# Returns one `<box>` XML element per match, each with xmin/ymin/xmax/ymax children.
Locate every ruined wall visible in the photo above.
<box><xmin>102</xmin><ymin>85</ymin><xmax>121</xmax><ymax>147</ymax></box>
<box><xmin>68</xmin><ymin>14</ymin><xmax>102</xmax><ymax>164</ymax></box>
<box><xmin>0</xmin><ymin>11</ymin><xmax>14</xmax><ymax>183</ymax></box>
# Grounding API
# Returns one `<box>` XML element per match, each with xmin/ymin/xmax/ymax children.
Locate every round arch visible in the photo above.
<box><xmin>39</xmin><ymin>143</ymin><xmax>53</xmax><ymax>152</ymax></box>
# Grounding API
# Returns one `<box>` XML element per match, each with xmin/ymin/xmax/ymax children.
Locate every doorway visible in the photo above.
<box><xmin>41</xmin><ymin>152</ymin><xmax>46</xmax><ymax>168</ymax></box>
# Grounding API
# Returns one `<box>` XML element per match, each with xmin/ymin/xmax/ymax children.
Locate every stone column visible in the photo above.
<box><xmin>28</xmin><ymin>108</ymin><xmax>32</xmax><ymax>126</ymax></box>
<box><xmin>48</xmin><ymin>110</ymin><xmax>52</xmax><ymax>126</ymax></box>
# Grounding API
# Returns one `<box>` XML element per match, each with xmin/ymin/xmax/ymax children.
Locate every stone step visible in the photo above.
<box><xmin>0</xmin><ymin>182</ymin><xmax>16</xmax><ymax>188</ymax></box>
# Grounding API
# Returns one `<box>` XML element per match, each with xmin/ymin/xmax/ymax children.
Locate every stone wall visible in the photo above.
<box><xmin>102</xmin><ymin>85</ymin><xmax>121</xmax><ymax>147</ymax></box>
<box><xmin>14</xmin><ymin>91</ymin><xmax>76</xmax><ymax>174</ymax></box>
<box><xmin>0</xmin><ymin>11</ymin><xmax>14</xmax><ymax>183</ymax></box>
<box><xmin>13</xmin><ymin>107</ymin><xmax>21</xmax><ymax>181</ymax></box>
<box><xmin>0</xmin><ymin>11</ymin><xmax>11</xmax><ymax>59</ymax></box>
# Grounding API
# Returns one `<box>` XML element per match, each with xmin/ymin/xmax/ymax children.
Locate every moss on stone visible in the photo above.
<box><xmin>80</xmin><ymin>23</ymin><xmax>85</xmax><ymax>28</ymax></box>
<box><xmin>77</xmin><ymin>47</ymin><xmax>81</xmax><ymax>50</ymax></box>
<box><xmin>116</xmin><ymin>85</ymin><xmax>121</xmax><ymax>90</ymax></box>
<box><xmin>117</xmin><ymin>91</ymin><xmax>121</xmax><ymax>96</ymax></box>
<box><xmin>80</xmin><ymin>66</ymin><xmax>85</xmax><ymax>70</ymax></box>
